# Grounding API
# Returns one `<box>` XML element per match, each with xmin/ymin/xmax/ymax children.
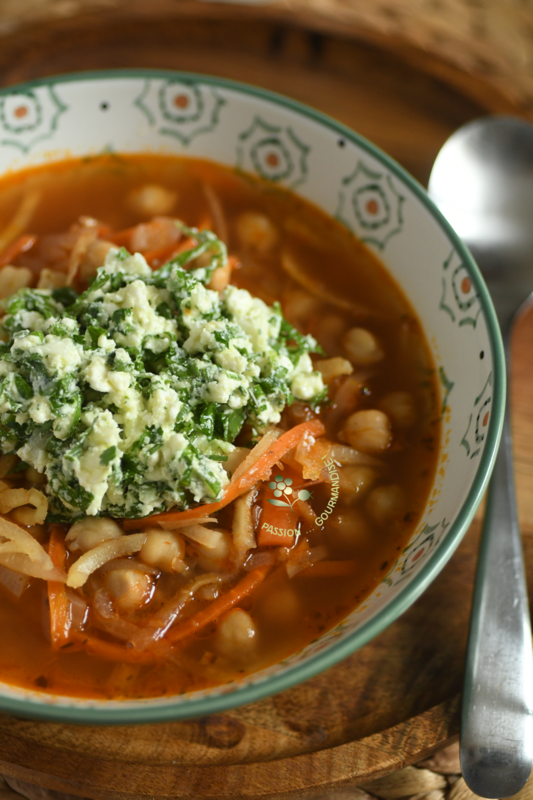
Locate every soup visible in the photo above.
<box><xmin>0</xmin><ymin>155</ymin><xmax>439</xmax><ymax>699</ymax></box>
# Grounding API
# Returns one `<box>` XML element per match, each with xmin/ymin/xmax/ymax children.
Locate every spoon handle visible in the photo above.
<box><xmin>461</xmin><ymin>349</ymin><xmax>533</xmax><ymax>798</ymax></box>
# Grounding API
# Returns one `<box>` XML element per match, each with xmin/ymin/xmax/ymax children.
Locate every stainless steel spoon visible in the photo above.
<box><xmin>429</xmin><ymin>116</ymin><xmax>533</xmax><ymax>798</ymax></box>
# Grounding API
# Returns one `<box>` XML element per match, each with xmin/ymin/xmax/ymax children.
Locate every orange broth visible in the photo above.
<box><xmin>0</xmin><ymin>155</ymin><xmax>440</xmax><ymax>699</ymax></box>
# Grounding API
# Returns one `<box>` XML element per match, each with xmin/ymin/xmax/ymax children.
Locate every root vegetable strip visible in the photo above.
<box><xmin>165</xmin><ymin>564</ymin><xmax>270</xmax><ymax>645</ymax></box>
<box><xmin>0</xmin><ymin>234</ymin><xmax>37</xmax><ymax>268</ymax></box>
<box><xmin>47</xmin><ymin>527</ymin><xmax>72</xmax><ymax>649</ymax></box>
<box><xmin>131</xmin><ymin>573</ymin><xmax>224</xmax><ymax>649</ymax></box>
<box><xmin>66</xmin><ymin>534</ymin><xmax>147</xmax><ymax>589</ymax></box>
<box><xmin>0</xmin><ymin>190</ymin><xmax>41</xmax><ymax>252</ymax></box>
<box><xmin>0</xmin><ymin>517</ymin><xmax>65</xmax><ymax>582</ymax></box>
<box><xmin>123</xmin><ymin>419</ymin><xmax>326</xmax><ymax>530</ymax></box>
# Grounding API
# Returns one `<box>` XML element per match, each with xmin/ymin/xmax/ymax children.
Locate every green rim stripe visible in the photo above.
<box><xmin>0</xmin><ymin>69</ymin><xmax>506</xmax><ymax>724</ymax></box>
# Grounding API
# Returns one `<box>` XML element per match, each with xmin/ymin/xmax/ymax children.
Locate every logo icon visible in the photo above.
<box><xmin>267</xmin><ymin>474</ymin><xmax>312</xmax><ymax>514</ymax></box>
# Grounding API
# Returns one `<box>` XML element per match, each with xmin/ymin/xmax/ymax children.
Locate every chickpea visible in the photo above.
<box><xmin>343</xmin><ymin>327</ymin><xmax>384</xmax><ymax>366</ymax></box>
<box><xmin>340</xmin><ymin>409</ymin><xmax>392</xmax><ymax>453</ymax></box>
<box><xmin>104</xmin><ymin>569</ymin><xmax>153</xmax><ymax>613</ymax></box>
<box><xmin>315</xmin><ymin>357</ymin><xmax>353</xmax><ymax>384</ymax></box>
<box><xmin>338</xmin><ymin>465</ymin><xmax>377</xmax><ymax>503</ymax></box>
<box><xmin>140</xmin><ymin>529</ymin><xmax>185</xmax><ymax>573</ymax></box>
<box><xmin>379</xmin><ymin>391</ymin><xmax>417</xmax><ymax>429</ymax></box>
<box><xmin>366</xmin><ymin>484</ymin><xmax>406</xmax><ymax>526</ymax></box>
<box><xmin>127</xmin><ymin>184</ymin><xmax>177</xmax><ymax>217</ymax></box>
<box><xmin>235</xmin><ymin>212</ymin><xmax>278</xmax><ymax>252</ymax></box>
<box><xmin>328</xmin><ymin>508</ymin><xmax>372</xmax><ymax>548</ymax></box>
<box><xmin>207</xmin><ymin>260</ymin><xmax>231</xmax><ymax>293</ymax></box>
<box><xmin>0</xmin><ymin>266</ymin><xmax>32</xmax><ymax>300</ymax></box>
<box><xmin>65</xmin><ymin>517</ymin><xmax>122</xmax><ymax>553</ymax></box>
<box><xmin>194</xmin><ymin>531</ymin><xmax>233</xmax><ymax>573</ymax></box>
<box><xmin>215</xmin><ymin>608</ymin><xmax>256</xmax><ymax>660</ymax></box>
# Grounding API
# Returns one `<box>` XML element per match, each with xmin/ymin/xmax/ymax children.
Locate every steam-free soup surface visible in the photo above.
<box><xmin>0</xmin><ymin>155</ymin><xmax>439</xmax><ymax>699</ymax></box>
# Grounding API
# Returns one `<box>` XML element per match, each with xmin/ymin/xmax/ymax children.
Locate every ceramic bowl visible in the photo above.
<box><xmin>0</xmin><ymin>70</ymin><xmax>504</xmax><ymax>723</ymax></box>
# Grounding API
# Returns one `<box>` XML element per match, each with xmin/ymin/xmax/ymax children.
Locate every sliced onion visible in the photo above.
<box><xmin>0</xmin><ymin>189</ymin><xmax>41</xmax><ymax>252</ymax></box>
<box><xmin>91</xmin><ymin>589</ymin><xmax>142</xmax><ymax>642</ymax></box>
<box><xmin>294</xmin><ymin>433</ymin><xmax>332</xmax><ymax>481</ymax></box>
<box><xmin>0</xmin><ymin>552</ymin><xmax>66</xmax><ymax>582</ymax></box>
<box><xmin>98</xmin><ymin>557</ymin><xmax>160</xmax><ymax>576</ymax></box>
<box><xmin>232</xmin><ymin>489</ymin><xmax>256</xmax><ymax>556</ymax></box>
<box><xmin>328</xmin><ymin>443</ymin><xmax>381</xmax><ymax>467</ymax></box>
<box><xmin>65</xmin><ymin>587</ymin><xmax>89</xmax><ymax>632</ymax></box>
<box><xmin>154</xmin><ymin>515</ymin><xmax>217</xmax><ymax>531</ymax></box>
<box><xmin>0</xmin><ymin>517</ymin><xmax>65</xmax><ymax>581</ymax></box>
<box><xmin>286</xmin><ymin>545</ymin><xmax>328</xmax><ymax>578</ymax></box>
<box><xmin>177</xmin><ymin>524</ymin><xmax>226</xmax><ymax>551</ymax></box>
<box><xmin>67</xmin><ymin>534</ymin><xmax>146</xmax><ymax>589</ymax></box>
<box><xmin>0</xmin><ymin>564</ymin><xmax>30</xmax><ymax>599</ymax></box>
<box><xmin>0</xmin><ymin>487</ymin><xmax>48</xmax><ymax>524</ymax></box>
<box><xmin>281</xmin><ymin>248</ymin><xmax>370</xmax><ymax>316</ymax></box>
<box><xmin>244</xmin><ymin>551</ymin><xmax>277</xmax><ymax>571</ymax></box>
<box><xmin>203</xmin><ymin>183</ymin><xmax>228</xmax><ymax>244</ymax></box>
<box><xmin>131</xmin><ymin>572</ymin><xmax>224</xmax><ymax>649</ymax></box>
<box><xmin>229</xmin><ymin>430</ymin><xmax>281</xmax><ymax>486</ymax></box>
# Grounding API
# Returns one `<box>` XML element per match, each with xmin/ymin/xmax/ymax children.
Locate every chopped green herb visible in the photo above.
<box><xmin>0</xmin><ymin>232</ymin><xmax>326</xmax><ymax>520</ymax></box>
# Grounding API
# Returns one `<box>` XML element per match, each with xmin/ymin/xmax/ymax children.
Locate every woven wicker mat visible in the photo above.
<box><xmin>2</xmin><ymin>742</ymin><xmax>532</xmax><ymax>800</ymax></box>
<box><xmin>1</xmin><ymin>0</ymin><xmax>533</xmax><ymax>117</ymax></box>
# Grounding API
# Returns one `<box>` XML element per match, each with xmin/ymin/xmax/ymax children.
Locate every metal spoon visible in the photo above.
<box><xmin>429</xmin><ymin>116</ymin><xmax>533</xmax><ymax>798</ymax></box>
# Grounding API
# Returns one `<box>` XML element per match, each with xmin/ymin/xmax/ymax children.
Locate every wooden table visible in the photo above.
<box><xmin>0</xmin><ymin>4</ymin><xmax>531</xmax><ymax>798</ymax></box>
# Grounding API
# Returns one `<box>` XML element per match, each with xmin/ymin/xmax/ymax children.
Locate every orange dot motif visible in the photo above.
<box><xmin>461</xmin><ymin>277</ymin><xmax>471</xmax><ymax>294</ymax></box>
<box><xmin>14</xmin><ymin>106</ymin><xmax>28</xmax><ymax>119</ymax></box>
<box><xmin>366</xmin><ymin>198</ymin><xmax>378</xmax><ymax>215</ymax></box>
<box><xmin>174</xmin><ymin>94</ymin><xmax>189</xmax><ymax>109</ymax></box>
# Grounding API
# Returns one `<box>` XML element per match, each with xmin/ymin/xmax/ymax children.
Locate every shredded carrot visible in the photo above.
<box><xmin>296</xmin><ymin>560</ymin><xmax>357</xmax><ymax>578</ymax></box>
<box><xmin>197</xmin><ymin>213</ymin><xmax>213</xmax><ymax>232</ymax></box>
<box><xmin>175</xmin><ymin>235</ymin><xmax>198</xmax><ymax>255</ymax></box>
<box><xmin>69</xmin><ymin>566</ymin><xmax>270</xmax><ymax>661</ymax></box>
<box><xmin>47</xmin><ymin>526</ymin><xmax>71</xmax><ymax>649</ymax></box>
<box><xmin>143</xmin><ymin>242</ymin><xmax>181</xmax><ymax>268</ymax></box>
<box><xmin>123</xmin><ymin>419</ymin><xmax>326</xmax><ymax>530</ymax></box>
<box><xmin>0</xmin><ymin>234</ymin><xmax>37</xmax><ymax>268</ymax></box>
<box><xmin>70</xmin><ymin>632</ymin><xmax>169</xmax><ymax>664</ymax></box>
<box><xmin>108</xmin><ymin>226</ymin><xmax>136</xmax><ymax>248</ymax></box>
<box><xmin>166</xmin><ymin>565</ymin><xmax>270</xmax><ymax>644</ymax></box>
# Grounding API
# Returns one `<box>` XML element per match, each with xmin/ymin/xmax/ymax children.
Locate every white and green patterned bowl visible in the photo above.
<box><xmin>0</xmin><ymin>70</ymin><xmax>504</xmax><ymax>723</ymax></box>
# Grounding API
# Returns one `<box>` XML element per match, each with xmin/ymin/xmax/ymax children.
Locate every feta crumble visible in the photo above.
<box><xmin>0</xmin><ymin>232</ymin><xmax>325</xmax><ymax>521</ymax></box>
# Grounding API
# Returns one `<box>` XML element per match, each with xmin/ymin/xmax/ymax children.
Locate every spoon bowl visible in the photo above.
<box><xmin>429</xmin><ymin>117</ymin><xmax>533</xmax><ymax>328</ymax></box>
<box><xmin>429</xmin><ymin>116</ymin><xmax>533</xmax><ymax>798</ymax></box>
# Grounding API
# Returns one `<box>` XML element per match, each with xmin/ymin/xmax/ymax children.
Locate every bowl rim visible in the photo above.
<box><xmin>0</xmin><ymin>68</ymin><xmax>506</xmax><ymax>724</ymax></box>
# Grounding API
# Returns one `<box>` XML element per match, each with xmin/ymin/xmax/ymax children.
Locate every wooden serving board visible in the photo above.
<box><xmin>0</xmin><ymin>5</ymin><xmax>531</xmax><ymax>798</ymax></box>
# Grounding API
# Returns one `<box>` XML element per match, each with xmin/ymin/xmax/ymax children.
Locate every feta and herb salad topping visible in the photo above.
<box><xmin>0</xmin><ymin>229</ymin><xmax>325</xmax><ymax>521</ymax></box>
